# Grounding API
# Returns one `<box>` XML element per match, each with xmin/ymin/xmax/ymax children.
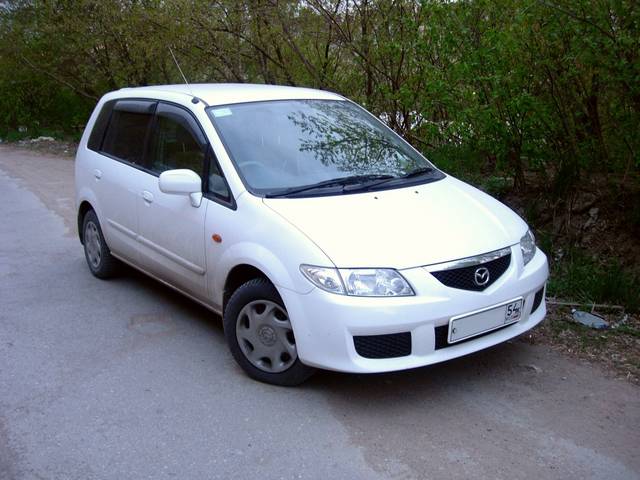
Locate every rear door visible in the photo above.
<box><xmin>136</xmin><ymin>102</ymin><xmax>209</xmax><ymax>299</ymax></box>
<box><xmin>91</xmin><ymin>99</ymin><xmax>156</xmax><ymax>263</ymax></box>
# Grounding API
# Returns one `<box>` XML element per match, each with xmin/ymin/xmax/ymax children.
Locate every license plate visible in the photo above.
<box><xmin>448</xmin><ymin>298</ymin><xmax>523</xmax><ymax>344</ymax></box>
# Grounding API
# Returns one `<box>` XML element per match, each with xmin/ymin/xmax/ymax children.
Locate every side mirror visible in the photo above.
<box><xmin>159</xmin><ymin>169</ymin><xmax>203</xmax><ymax>207</ymax></box>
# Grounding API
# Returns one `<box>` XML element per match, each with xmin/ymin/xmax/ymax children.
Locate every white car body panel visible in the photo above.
<box><xmin>282</xmin><ymin>246</ymin><xmax>548</xmax><ymax>372</ymax></box>
<box><xmin>204</xmin><ymin>192</ymin><xmax>327</xmax><ymax>310</ymax></box>
<box><xmin>126</xmin><ymin>83</ymin><xmax>343</xmax><ymax>107</ymax></box>
<box><xmin>75</xmin><ymin>83</ymin><xmax>549</xmax><ymax>374</ymax></box>
<box><xmin>136</xmin><ymin>173</ymin><xmax>209</xmax><ymax>300</ymax></box>
<box><xmin>264</xmin><ymin>175</ymin><xmax>528</xmax><ymax>269</ymax></box>
<box><xmin>86</xmin><ymin>149</ymin><xmax>143</xmax><ymax>264</ymax></box>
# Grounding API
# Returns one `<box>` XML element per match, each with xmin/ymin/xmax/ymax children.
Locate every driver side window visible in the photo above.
<box><xmin>148</xmin><ymin>103</ymin><xmax>206</xmax><ymax>175</ymax></box>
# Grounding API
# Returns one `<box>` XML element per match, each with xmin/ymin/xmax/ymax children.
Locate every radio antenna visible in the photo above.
<box><xmin>169</xmin><ymin>46</ymin><xmax>198</xmax><ymax>103</ymax></box>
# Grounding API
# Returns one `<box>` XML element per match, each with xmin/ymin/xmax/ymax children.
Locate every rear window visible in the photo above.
<box><xmin>101</xmin><ymin>100</ymin><xmax>156</xmax><ymax>164</ymax></box>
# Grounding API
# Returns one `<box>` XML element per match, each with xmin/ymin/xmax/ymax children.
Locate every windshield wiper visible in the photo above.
<box><xmin>265</xmin><ymin>174</ymin><xmax>394</xmax><ymax>198</ymax></box>
<box><xmin>349</xmin><ymin>166</ymin><xmax>437</xmax><ymax>190</ymax></box>
<box><xmin>399</xmin><ymin>166</ymin><xmax>435</xmax><ymax>179</ymax></box>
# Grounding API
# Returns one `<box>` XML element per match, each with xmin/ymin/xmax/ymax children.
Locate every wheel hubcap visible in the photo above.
<box><xmin>84</xmin><ymin>221</ymin><xmax>102</xmax><ymax>269</ymax></box>
<box><xmin>235</xmin><ymin>300</ymin><xmax>297</xmax><ymax>373</ymax></box>
<box><xmin>258</xmin><ymin>325</ymin><xmax>277</xmax><ymax>346</ymax></box>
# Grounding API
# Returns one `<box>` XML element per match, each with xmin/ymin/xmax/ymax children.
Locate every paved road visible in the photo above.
<box><xmin>0</xmin><ymin>145</ymin><xmax>639</xmax><ymax>480</ymax></box>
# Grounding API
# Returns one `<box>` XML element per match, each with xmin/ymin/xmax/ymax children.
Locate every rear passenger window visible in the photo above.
<box><xmin>87</xmin><ymin>100</ymin><xmax>115</xmax><ymax>152</ymax></box>
<box><xmin>148</xmin><ymin>103</ymin><xmax>206</xmax><ymax>175</ymax></box>
<box><xmin>101</xmin><ymin>100</ymin><xmax>155</xmax><ymax>164</ymax></box>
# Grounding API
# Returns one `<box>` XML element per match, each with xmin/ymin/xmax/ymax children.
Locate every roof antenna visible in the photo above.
<box><xmin>169</xmin><ymin>46</ymin><xmax>200</xmax><ymax>104</ymax></box>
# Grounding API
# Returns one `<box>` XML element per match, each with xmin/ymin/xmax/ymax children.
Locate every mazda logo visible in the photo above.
<box><xmin>474</xmin><ymin>267</ymin><xmax>490</xmax><ymax>286</ymax></box>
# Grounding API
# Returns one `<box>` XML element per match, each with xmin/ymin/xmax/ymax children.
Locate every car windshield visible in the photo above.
<box><xmin>207</xmin><ymin>99</ymin><xmax>440</xmax><ymax>196</ymax></box>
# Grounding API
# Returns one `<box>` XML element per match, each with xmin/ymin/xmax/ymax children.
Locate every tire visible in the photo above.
<box><xmin>223</xmin><ymin>278</ymin><xmax>315</xmax><ymax>386</ymax></box>
<box><xmin>82</xmin><ymin>209</ymin><xmax>119</xmax><ymax>279</ymax></box>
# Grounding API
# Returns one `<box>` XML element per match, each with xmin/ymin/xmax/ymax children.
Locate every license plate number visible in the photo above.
<box><xmin>504</xmin><ymin>299</ymin><xmax>523</xmax><ymax>322</ymax></box>
<box><xmin>449</xmin><ymin>298</ymin><xmax>523</xmax><ymax>343</ymax></box>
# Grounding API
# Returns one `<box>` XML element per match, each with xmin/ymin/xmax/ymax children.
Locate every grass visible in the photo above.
<box><xmin>546</xmin><ymin>248</ymin><xmax>640</xmax><ymax>312</ymax></box>
<box><xmin>616</xmin><ymin>324</ymin><xmax>640</xmax><ymax>338</ymax></box>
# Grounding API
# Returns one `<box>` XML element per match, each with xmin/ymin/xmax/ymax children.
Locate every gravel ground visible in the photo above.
<box><xmin>524</xmin><ymin>304</ymin><xmax>640</xmax><ymax>385</ymax></box>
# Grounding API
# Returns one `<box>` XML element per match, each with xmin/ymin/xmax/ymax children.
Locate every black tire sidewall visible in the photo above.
<box><xmin>82</xmin><ymin>210</ymin><xmax>114</xmax><ymax>278</ymax></box>
<box><xmin>223</xmin><ymin>278</ymin><xmax>314</xmax><ymax>386</ymax></box>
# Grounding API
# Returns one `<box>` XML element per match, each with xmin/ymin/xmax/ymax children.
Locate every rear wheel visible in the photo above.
<box><xmin>82</xmin><ymin>210</ymin><xmax>119</xmax><ymax>279</ymax></box>
<box><xmin>223</xmin><ymin>278</ymin><xmax>315</xmax><ymax>386</ymax></box>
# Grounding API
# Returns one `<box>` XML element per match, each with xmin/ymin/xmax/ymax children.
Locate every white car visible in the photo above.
<box><xmin>75</xmin><ymin>84</ymin><xmax>548</xmax><ymax>385</ymax></box>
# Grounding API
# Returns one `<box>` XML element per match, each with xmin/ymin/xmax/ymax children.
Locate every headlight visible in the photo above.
<box><xmin>299</xmin><ymin>265</ymin><xmax>345</xmax><ymax>295</ymax></box>
<box><xmin>340</xmin><ymin>268</ymin><xmax>414</xmax><ymax>296</ymax></box>
<box><xmin>300</xmin><ymin>265</ymin><xmax>414</xmax><ymax>297</ymax></box>
<box><xmin>520</xmin><ymin>230</ymin><xmax>536</xmax><ymax>266</ymax></box>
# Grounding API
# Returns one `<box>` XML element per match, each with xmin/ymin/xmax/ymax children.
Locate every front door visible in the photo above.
<box><xmin>136</xmin><ymin>103</ymin><xmax>209</xmax><ymax>300</ymax></box>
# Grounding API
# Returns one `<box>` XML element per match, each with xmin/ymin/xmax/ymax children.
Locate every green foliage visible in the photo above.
<box><xmin>427</xmin><ymin>144</ymin><xmax>485</xmax><ymax>184</ymax></box>
<box><xmin>547</xmin><ymin>248</ymin><xmax>640</xmax><ymax>312</ymax></box>
<box><xmin>480</xmin><ymin>176</ymin><xmax>513</xmax><ymax>199</ymax></box>
<box><xmin>0</xmin><ymin>0</ymin><xmax>638</xmax><ymax>308</ymax></box>
<box><xmin>1</xmin><ymin>0</ymin><xmax>638</xmax><ymax>187</ymax></box>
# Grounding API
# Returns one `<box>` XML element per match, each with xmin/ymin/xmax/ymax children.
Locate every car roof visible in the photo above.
<box><xmin>116</xmin><ymin>83</ymin><xmax>344</xmax><ymax>106</ymax></box>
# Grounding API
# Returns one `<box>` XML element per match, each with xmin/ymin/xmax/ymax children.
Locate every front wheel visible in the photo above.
<box><xmin>223</xmin><ymin>278</ymin><xmax>315</xmax><ymax>386</ymax></box>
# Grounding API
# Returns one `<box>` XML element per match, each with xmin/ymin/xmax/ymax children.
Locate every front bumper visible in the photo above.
<box><xmin>280</xmin><ymin>246</ymin><xmax>549</xmax><ymax>373</ymax></box>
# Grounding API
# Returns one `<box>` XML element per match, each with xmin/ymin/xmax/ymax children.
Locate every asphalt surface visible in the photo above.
<box><xmin>0</xmin><ymin>145</ymin><xmax>639</xmax><ymax>480</ymax></box>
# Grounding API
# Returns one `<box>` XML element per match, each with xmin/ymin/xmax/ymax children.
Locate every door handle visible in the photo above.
<box><xmin>93</xmin><ymin>169</ymin><xmax>102</xmax><ymax>180</ymax></box>
<box><xmin>141</xmin><ymin>191</ymin><xmax>154</xmax><ymax>203</ymax></box>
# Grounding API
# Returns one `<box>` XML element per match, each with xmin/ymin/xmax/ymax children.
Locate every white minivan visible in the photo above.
<box><xmin>75</xmin><ymin>84</ymin><xmax>548</xmax><ymax>385</ymax></box>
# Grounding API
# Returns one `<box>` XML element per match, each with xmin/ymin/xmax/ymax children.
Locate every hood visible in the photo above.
<box><xmin>263</xmin><ymin>176</ymin><xmax>528</xmax><ymax>269</ymax></box>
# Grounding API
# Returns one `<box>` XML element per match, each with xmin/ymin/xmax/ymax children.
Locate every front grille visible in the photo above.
<box><xmin>353</xmin><ymin>332</ymin><xmax>411</xmax><ymax>359</ymax></box>
<box><xmin>530</xmin><ymin>287</ymin><xmax>544</xmax><ymax>314</ymax></box>
<box><xmin>434</xmin><ymin>323</ymin><xmax>513</xmax><ymax>350</ymax></box>
<box><xmin>431</xmin><ymin>254</ymin><xmax>511</xmax><ymax>291</ymax></box>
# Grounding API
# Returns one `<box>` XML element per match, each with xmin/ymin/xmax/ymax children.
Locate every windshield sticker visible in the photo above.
<box><xmin>212</xmin><ymin>108</ymin><xmax>232</xmax><ymax>118</ymax></box>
